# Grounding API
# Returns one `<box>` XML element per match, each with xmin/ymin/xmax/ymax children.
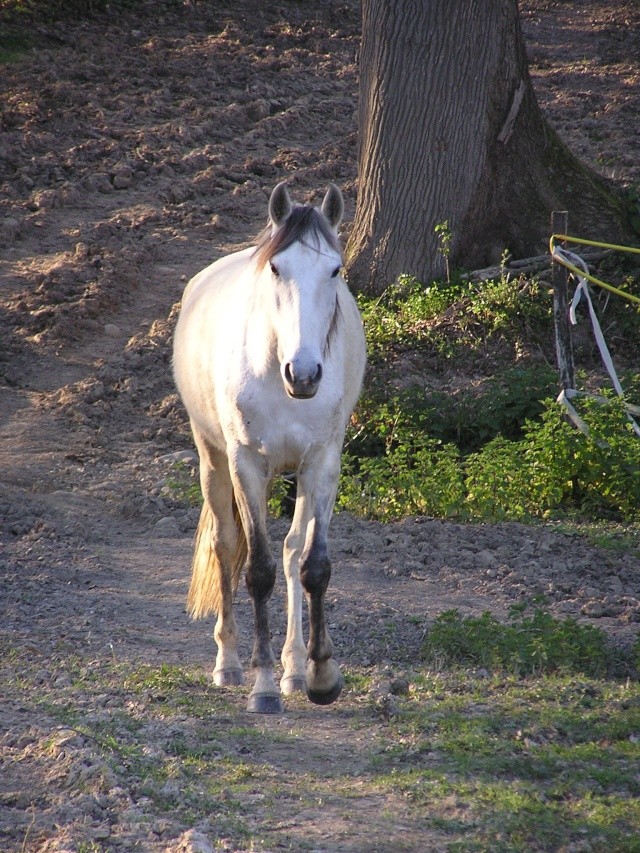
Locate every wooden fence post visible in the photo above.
<box><xmin>551</xmin><ymin>211</ymin><xmax>575</xmax><ymax>391</ymax></box>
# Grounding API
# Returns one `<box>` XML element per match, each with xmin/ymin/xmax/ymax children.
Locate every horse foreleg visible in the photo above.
<box><xmin>298</xmin><ymin>460</ymin><xmax>343</xmax><ymax>706</ymax></box>
<box><xmin>245</xmin><ymin>534</ymin><xmax>281</xmax><ymax>713</ymax></box>
<box><xmin>232</xmin><ymin>448</ymin><xmax>282</xmax><ymax>714</ymax></box>
<box><xmin>301</xmin><ymin>524</ymin><xmax>342</xmax><ymax>705</ymax></box>
<box><xmin>280</xmin><ymin>499</ymin><xmax>310</xmax><ymax>695</ymax></box>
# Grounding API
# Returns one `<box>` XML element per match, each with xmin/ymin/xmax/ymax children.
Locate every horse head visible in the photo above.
<box><xmin>256</xmin><ymin>182</ymin><xmax>345</xmax><ymax>399</ymax></box>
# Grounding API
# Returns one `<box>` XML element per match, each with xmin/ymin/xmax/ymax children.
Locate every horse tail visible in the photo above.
<box><xmin>187</xmin><ymin>498</ymin><xmax>247</xmax><ymax>620</ymax></box>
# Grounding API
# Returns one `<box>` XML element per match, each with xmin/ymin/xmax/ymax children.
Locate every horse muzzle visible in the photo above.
<box><xmin>282</xmin><ymin>361</ymin><xmax>323</xmax><ymax>399</ymax></box>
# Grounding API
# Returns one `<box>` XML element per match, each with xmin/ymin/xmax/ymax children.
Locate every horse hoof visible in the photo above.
<box><xmin>213</xmin><ymin>668</ymin><xmax>244</xmax><ymax>687</ymax></box>
<box><xmin>247</xmin><ymin>693</ymin><xmax>283</xmax><ymax>714</ymax></box>
<box><xmin>307</xmin><ymin>675</ymin><xmax>343</xmax><ymax>706</ymax></box>
<box><xmin>280</xmin><ymin>675</ymin><xmax>306</xmax><ymax>695</ymax></box>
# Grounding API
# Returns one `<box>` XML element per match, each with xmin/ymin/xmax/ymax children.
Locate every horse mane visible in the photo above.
<box><xmin>253</xmin><ymin>205</ymin><xmax>342</xmax><ymax>271</ymax></box>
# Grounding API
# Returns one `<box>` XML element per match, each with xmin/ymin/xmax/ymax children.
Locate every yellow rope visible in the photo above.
<box><xmin>549</xmin><ymin>234</ymin><xmax>640</xmax><ymax>305</ymax></box>
<box><xmin>551</xmin><ymin>234</ymin><xmax>640</xmax><ymax>255</ymax></box>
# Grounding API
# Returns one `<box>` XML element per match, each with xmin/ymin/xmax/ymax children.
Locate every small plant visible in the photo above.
<box><xmin>267</xmin><ymin>473</ymin><xmax>297</xmax><ymax>517</ymax></box>
<box><xmin>163</xmin><ymin>461</ymin><xmax>201</xmax><ymax>507</ymax></box>
<box><xmin>339</xmin><ymin>434</ymin><xmax>465</xmax><ymax>521</ymax></box>
<box><xmin>465</xmin><ymin>393</ymin><xmax>640</xmax><ymax>521</ymax></box>
<box><xmin>434</xmin><ymin>220</ymin><xmax>453</xmax><ymax>283</ymax></box>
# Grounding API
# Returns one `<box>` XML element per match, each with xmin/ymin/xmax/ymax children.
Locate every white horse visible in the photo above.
<box><xmin>173</xmin><ymin>182</ymin><xmax>366</xmax><ymax>713</ymax></box>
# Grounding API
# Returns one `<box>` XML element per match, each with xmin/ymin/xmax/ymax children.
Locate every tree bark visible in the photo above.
<box><xmin>346</xmin><ymin>0</ymin><xmax>633</xmax><ymax>295</ymax></box>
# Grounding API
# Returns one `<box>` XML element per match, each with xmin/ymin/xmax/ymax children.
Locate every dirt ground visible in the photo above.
<box><xmin>1</xmin><ymin>1</ymin><xmax>639</xmax><ymax>850</ymax></box>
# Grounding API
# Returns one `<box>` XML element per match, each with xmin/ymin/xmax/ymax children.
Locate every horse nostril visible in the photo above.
<box><xmin>283</xmin><ymin>361</ymin><xmax>323</xmax><ymax>396</ymax></box>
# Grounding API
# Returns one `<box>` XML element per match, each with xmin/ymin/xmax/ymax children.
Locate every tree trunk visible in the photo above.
<box><xmin>346</xmin><ymin>0</ymin><xmax>633</xmax><ymax>295</ymax></box>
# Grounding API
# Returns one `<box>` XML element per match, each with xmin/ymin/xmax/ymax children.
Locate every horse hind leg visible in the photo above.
<box><xmin>189</xmin><ymin>437</ymin><xmax>246</xmax><ymax>688</ymax></box>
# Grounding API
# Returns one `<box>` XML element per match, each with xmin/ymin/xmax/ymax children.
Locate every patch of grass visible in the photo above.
<box><xmin>421</xmin><ymin>605</ymin><xmax>629</xmax><ymax>678</ymax></box>
<box><xmin>0</xmin><ymin>29</ymin><xmax>33</xmax><ymax>63</ymax></box>
<box><xmin>122</xmin><ymin>662</ymin><xmax>207</xmax><ymax>693</ymax></box>
<box><xmin>163</xmin><ymin>461</ymin><xmax>202</xmax><ymax>507</ymax></box>
<box><xmin>344</xmin><ymin>670</ymin><xmax>373</xmax><ymax>693</ymax></box>
<box><xmin>365</xmin><ymin>669</ymin><xmax>640</xmax><ymax>851</ymax></box>
<box><xmin>554</xmin><ymin>519</ymin><xmax>640</xmax><ymax>555</ymax></box>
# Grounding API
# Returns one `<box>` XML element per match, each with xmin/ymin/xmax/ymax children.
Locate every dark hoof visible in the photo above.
<box><xmin>247</xmin><ymin>693</ymin><xmax>283</xmax><ymax>714</ymax></box>
<box><xmin>281</xmin><ymin>675</ymin><xmax>306</xmax><ymax>695</ymax></box>
<box><xmin>213</xmin><ymin>668</ymin><xmax>244</xmax><ymax>687</ymax></box>
<box><xmin>307</xmin><ymin>676</ymin><xmax>343</xmax><ymax>706</ymax></box>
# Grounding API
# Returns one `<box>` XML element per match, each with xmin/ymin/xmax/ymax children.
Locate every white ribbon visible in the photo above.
<box><xmin>552</xmin><ymin>246</ymin><xmax>640</xmax><ymax>438</ymax></box>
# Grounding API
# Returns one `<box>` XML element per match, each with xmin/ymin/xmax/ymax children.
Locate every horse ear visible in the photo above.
<box><xmin>321</xmin><ymin>183</ymin><xmax>344</xmax><ymax>229</ymax></box>
<box><xmin>269</xmin><ymin>181</ymin><xmax>292</xmax><ymax>228</ymax></box>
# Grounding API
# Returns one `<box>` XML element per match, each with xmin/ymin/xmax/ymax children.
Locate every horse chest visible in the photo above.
<box><xmin>232</xmin><ymin>389</ymin><xmax>340</xmax><ymax>470</ymax></box>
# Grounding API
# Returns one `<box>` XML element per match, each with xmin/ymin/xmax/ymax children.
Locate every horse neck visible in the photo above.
<box><xmin>244</xmin><ymin>270</ymin><xmax>279</xmax><ymax>374</ymax></box>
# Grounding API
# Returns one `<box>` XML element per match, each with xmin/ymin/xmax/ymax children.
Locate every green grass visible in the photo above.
<box><xmin>421</xmin><ymin>606</ymin><xmax>622</xmax><ymax>677</ymax></box>
<box><xmin>366</xmin><ymin>672</ymin><xmax>640</xmax><ymax>852</ymax></box>
<box><xmin>554</xmin><ymin>519</ymin><xmax>640</xmax><ymax>555</ymax></box>
<box><xmin>0</xmin><ymin>30</ymin><xmax>33</xmax><ymax>63</ymax></box>
<box><xmin>2</xmin><ymin>642</ymin><xmax>639</xmax><ymax>851</ymax></box>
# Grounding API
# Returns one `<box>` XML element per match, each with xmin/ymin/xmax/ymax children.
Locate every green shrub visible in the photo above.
<box><xmin>359</xmin><ymin>270</ymin><xmax>552</xmax><ymax>364</ymax></box>
<box><xmin>340</xmin><ymin>393</ymin><xmax>640</xmax><ymax>523</ymax></box>
<box><xmin>339</xmin><ymin>436</ymin><xmax>465</xmax><ymax>521</ymax></box>
<box><xmin>419</xmin><ymin>365</ymin><xmax>557</xmax><ymax>452</ymax></box>
<box><xmin>357</xmin><ymin>274</ymin><xmax>466</xmax><ymax>360</ymax></box>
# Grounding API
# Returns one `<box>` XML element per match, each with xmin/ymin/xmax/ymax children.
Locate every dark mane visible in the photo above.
<box><xmin>253</xmin><ymin>205</ymin><xmax>342</xmax><ymax>271</ymax></box>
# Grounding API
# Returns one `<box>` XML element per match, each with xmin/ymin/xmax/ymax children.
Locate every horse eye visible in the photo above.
<box><xmin>331</xmin><ymin>266</ymin><xmax>341</xmax><ymax>278</ymax></box>
<box><xmin>270</xmin><ymin>262</ymin><xmax>279</xmax><ymax>277</ymax></box>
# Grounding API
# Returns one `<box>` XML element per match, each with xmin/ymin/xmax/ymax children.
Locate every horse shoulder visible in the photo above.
<box><xmin>174</xmin><ymin>248</ymin><xmax>256</xmax><ymax>421</ymax></box>
<box><xmin>336</xmin><ymin>280</ymin><xmax>366</xmax><ymax>388</ymax></box>
<box><xmin>180</xmin><ymin>246</ymin><xmax>256</xmax><ymax>310</ymax></box>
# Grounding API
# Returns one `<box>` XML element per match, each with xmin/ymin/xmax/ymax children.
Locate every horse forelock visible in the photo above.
<box><xmin>253</xmin><ymin>205</ymin><xmax>342</xmax><ymax>272</ymax></box>
<box><xmin>324</xmin><ymin>293</ymin><xmax>342</xmax><ymax>358</ymax></box>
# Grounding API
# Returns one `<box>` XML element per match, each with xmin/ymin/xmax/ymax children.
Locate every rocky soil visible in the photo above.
<box><xmin>1</xmin><ymin>1</ymin><xmax>639</xmax><ymax>850</ymax></box>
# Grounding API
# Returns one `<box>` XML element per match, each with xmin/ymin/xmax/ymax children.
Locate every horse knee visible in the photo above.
<box><xmin>245</xmin><ymin>551</ymin><xmax>277</xmax><ymax>600</ymax></box>
<box><xmin>300</xmin><ymin>543</ymin><xmax>331</xmax><ymax>596</ymax></box>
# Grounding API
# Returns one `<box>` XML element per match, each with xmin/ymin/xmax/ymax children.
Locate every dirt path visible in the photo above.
<box><xmin>1</xmin><ymin>2</ymin><xmax>639</xmax><ymax>850</ymax></box>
